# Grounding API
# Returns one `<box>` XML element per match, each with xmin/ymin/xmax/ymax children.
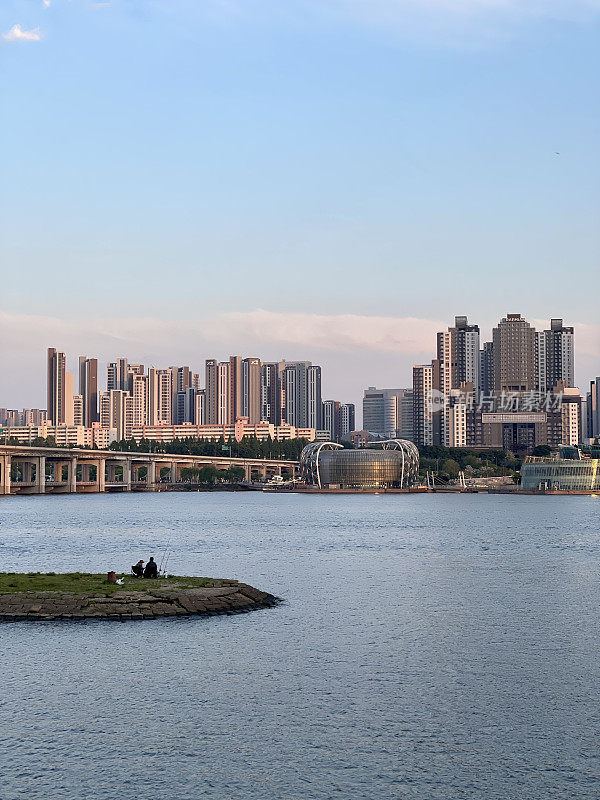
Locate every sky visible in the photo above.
<box><xmin>1</xmin><ymin>0</ymin><xmax>599</xmax><ymax>416</ymax></box>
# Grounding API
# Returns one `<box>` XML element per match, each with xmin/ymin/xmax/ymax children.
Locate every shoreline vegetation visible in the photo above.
<box><xmin>0</xmin><ymin>573</ymin><xmax>280</xmax><ymax>622</ymax></box>
<box><xmin>3</xmin><ymin>436</ymin><xmax>532</xmax><ymax>483</ymax></box>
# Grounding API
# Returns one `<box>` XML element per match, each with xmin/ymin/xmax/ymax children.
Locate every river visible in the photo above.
<box><xmin>1</xmin><ymin>492</ymin><xmax>599</xmax><ymax>799</ymax></box>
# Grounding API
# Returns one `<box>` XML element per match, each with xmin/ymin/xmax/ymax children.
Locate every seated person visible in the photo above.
<box><xmin>143</xmin><ymin>557</ymin><xmax>158</xmax><ymax>579</ymax></box>
<box><xmin>131</xmin><ymin>559</ymin><xmax>144</xmax><ymax>577</ymax></box>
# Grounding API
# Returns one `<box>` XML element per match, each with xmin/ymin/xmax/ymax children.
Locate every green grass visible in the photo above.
<box><xmin>0</xmin><ymin>572</ymin><xmax>222</xmax><ymax>596</ymax></box>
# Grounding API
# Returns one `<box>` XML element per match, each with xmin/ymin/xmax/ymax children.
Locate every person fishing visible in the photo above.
<box><xmin>143</xmin><ymin>557</ymin><xmax>158</xmax><ymax>579</ymax></box>
<box><xmin>131</xmin><ymin>559</ymin><xmax>144</xmax><ymax>577</ymax></box>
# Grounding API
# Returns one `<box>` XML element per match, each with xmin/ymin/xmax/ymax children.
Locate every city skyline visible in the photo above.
<box><xmin>1</xmin><ymin>311</ymin><xmax>598</xmax><ymax>418</ymax></box>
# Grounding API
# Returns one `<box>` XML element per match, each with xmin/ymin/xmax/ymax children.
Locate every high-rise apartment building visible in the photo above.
<box><xmin>107</xmin><ymin>358</ymin><xmax>144</xmax><ymax>392</ymax></box>
<box><xmin>1</xmin><ymin>408</ymin><xmax>48</xmax><ymax>427</ymax></box>
<box><xmin>64</xmin><ymin>371</ymin><xmax>75</xmax><ymax>426</ymax></box>
<box><xmin>108</xmin><ymin>358</ymin><xmax>126</xmax><ymax>392</ymax></box>
<box><xmin>174</xmin><ymin>387</ymin><xmax>197</xmax><ymax>425</ymax></box>
<box><xmin>282</xmin><ymin>361</ymin><xmax>311</xmax><ymax>427</ymax></box>
<box><xmin>340</xmin><ymin>403</ymin><xmax>355</xmax><ymax>440</ymax></box>
<box><xmin>412</xmin><ymin>365</ymin><xmax>434</xmax><ymax>446</ymax></box>
<box><xmin>228</xmin><ymin>356</ymin><xmax>243</xmax><ymax>423</ymax></box>
<box><xmin>47</xmin><ymin>348</ymin><xmax>66</xmax><ymax>425</ymax></box>
<box><xmin>205</xmin><ymin>359</ymin><xmax>219</xmax><ymax>424</ymax></box>
<box><xmin>217</xmin><ymin>362</ymin><xmax>230</xmax><ymax>424</ymax></box>
<box><xmin>322</xmin><ymin>400</ymin><xmax>341</xmax><ymax>441</ymax></box>
<box><xmin>492</xmin><ymin>313</ymin><xmax>536</xmax><ymax>392</ymax></box>
<box><xmin>242</xmin><ymin>358</ymin><xmax>261</xmax><ymax>423</ymax></box>
<box><xmin>479</xmin><ymin>341</ymin><xmax>494</xmax><ymax>397</ymax></box>
<box><xmin>73</xmin><ymin>394</ymin><xmax>84</xmax><ymax>427</ymax></box>
<box><xmin>587</xmin><ymin>378</ymin><xmax>600</xmax><ymax>439</ymax></box>
<box><xmin>99</xmin><ymin>389</ymin><xmax>133</xmax><ymax>441</ymax></box>
<box><xmin>195</xmin><ymin>389</ymin><xmax>205</xmax><ymax>426</ymax></box>
<box><xmin>176</xmin><ymin>366</ymin><xmax>191</xmax><ymax>393</ymax></box>
<box><xmin>454</xmin><ymin>316</ymin><xmax>480</xmax><ymax>395</ymax></box>
<box><xmin>535</xmin><ymin>319</ymin><xmax>575</xmax><ymax>393</ymax></box>
<box><xmin>78</xmin><ymin>356</ymin><xmax>98</xmax><ymax>426</ymax></box>
<box><xmin>148</xmin><ymin>368</ymin><xmax>173</xmax><ymax>425</ymax></box>
<box><xmin>131</xmin><ymin>374</ymin><xmax>148</xmax><ymax>427</ymax></box>
<box><xmin>397</xmin><ymin>390</ymin><xmax>414</xmax><ymax>441</ymax></box>
<box><xmin>306</xmin><ymin>365</ymin><xmax>322</xmax><ymax>431</ymax></box>
<box><xmin>432</xmin><ymin>316</ymin><xmax>480</xmax><ymax>445</ymax></box>
<box><xmin>260</xmin><ymin>362</ymin><xmax>283</xmax><ymax>424</ymax></box>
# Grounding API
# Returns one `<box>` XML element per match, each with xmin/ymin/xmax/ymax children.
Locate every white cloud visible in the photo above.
<box><xmin>1</xmin><ymin>310</ymin><xmax>598</xmax><ymax>410</ymax></box>
<box><xmin>42</xmin><ymin>0</ymin><xmax>51</xmax><ymax>8</ymax></box>
<box><xmin>2</xmin><ymin>24</ymin><xmax>42</xmax><ymax>42</ymax></box>
<box><xmin>207</xmin><ymin>310</ymin><xmax>443</xmax><ymax>354</ymax></box>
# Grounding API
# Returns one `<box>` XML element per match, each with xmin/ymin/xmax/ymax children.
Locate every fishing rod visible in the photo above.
<box><xmin>159</xmin><ymin>536</ymin><xmax>172</xmax><ymax>575</ymax></box>
<box><xmin>161</xmin><ymin>546</ymin><xmax>173</xmax><ymax>577</ymax></box>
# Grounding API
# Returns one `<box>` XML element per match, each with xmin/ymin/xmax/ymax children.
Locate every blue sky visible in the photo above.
<box><xmin>1</xmin><ymin>0</ymin><xmax>599</xmax><ymax>411</ymax></box>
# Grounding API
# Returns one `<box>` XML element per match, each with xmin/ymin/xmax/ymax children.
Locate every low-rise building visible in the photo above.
<box><xmin>3</xmin><ymin>424</ymin><xmax>117</xmax><ymax>448</ymax></box>
<box><xmin>521</xmin><ymin>446</ymin><xmax>600</xmax><ymax>491</ymax></box>
<box><xmin>130</xmin><ymin>418</ymin><xmax>316</xmax><ymax>444</ymax></box>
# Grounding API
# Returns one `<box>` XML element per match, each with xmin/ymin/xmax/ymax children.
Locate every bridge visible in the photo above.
<box><xmin>0</xmin><ymin>444</ymin><xmax>298</xmax><ymax>496</ymax></box>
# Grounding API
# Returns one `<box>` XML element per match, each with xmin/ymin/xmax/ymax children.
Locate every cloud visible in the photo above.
<box><xmin>208</xmin><ymin>310</ymin><xmax>443</xmax><ymax>355</ymax></box>
<box><xmin>42</xmin><ymin>0</ymin><xmax>51</xmax><ymax>8</ymax></box>
<box><xmin>2</xmin><ymin>24</ymin><xmax>42</xmax><ymax>42</ymax></box>
<box><xmin>1</xmin><ymin>311</ymin><xmax>598</xmax><ymax>410</ymax></box>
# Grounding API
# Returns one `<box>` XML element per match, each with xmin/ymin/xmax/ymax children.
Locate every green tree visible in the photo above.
<box><xmin>441</xmin><ymin>458</ymin><xmax>460</xmax><ymax>478</ymax></box>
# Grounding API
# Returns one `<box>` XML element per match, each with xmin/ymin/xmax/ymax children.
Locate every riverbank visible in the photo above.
<box><xmin>0</xmin><ymin>573</ymin><xmax>280</xmax><ymax>621</ymax></box>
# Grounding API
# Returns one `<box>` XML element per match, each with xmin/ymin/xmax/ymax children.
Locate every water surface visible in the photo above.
<box><xmin>1</xmin><ymin>492</ymin><xmax>599</xmax><ymax>799</ymax></box>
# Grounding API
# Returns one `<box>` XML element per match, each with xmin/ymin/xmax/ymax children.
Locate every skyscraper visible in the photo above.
<box><xmin>205</xmin><ymin>359</ymin><xmax>219</xmax><ymax>424</ymax></box>
<box><xmin>228</xmin><ymin>356</ymin><xmax>243</xmax><ymax>423</ymax></box>
<box><xmin>306</xmin><ymin>365</ymin><xmax>322</xmax><ymax>431</ymax></box>
<box><xmin>282</xmin><ymin>361</ymin><xmax>311</xmax><ymax>427</ymax></box>
<box><xmin>363</xmin><ymin>387</ymin><xmax>405</xmax><ymax>438</ymax></box>
<box><xmin>340</xmin><ymin>403</ymin><xmax>355</xmax><ymax>440</ymax></box>
<box><xmin>64</xmin><ymin>372</ymin><xmax>74</xmax><ymax>425</ymax></box>
<box><xmin>148</xmin><ymin>367</ymin><xmax>173</xmax><ymax>425</ymax></box>
<box><xmin>100</xmin><ymin>389</ymin><xmax>133</xmax><ymax>441</ymax></box>
<box><xmin>433</xmin><ymin>316</ymin><xmax>480</xmax><ymax>446</ymax></box>
<box><xmin>174</xmin><ymin>387</ymin><xmax>198</xmax><ymax>425</ymax></box>
<box><xmin>195</xmin><ymin>389</ymin><xmax>206</xmax><ymax>425</ymax></box>
<box><xmin>78</xmin><ymin>356</ymin><xmax>98</xmax><ymax>426</ymax></box>
<box><xmin>412</xmin><ymin>365</ymin><xmax>434</xmax><ymax>446</ymax></box>
<box><xmin>72</xmin><ymin>394</ymin><xmax>84</xmax><ymax>427</ymax></box>
<box><xmin>492</xmin><ymin>313</ymin><xmax>536</xmax><ymax>392</ymax></box>
<box><xmin>322</xmin><ymin>400</ymin><xmax>341</xmax><ymax>441</ymax></box>
<box><xmin>479</xmin><ymin>341</ymin><xmax>494</xmax><ymax>397</ymax></box>
<box><xmin>535</xmin><ymin>319</ymin><xmax>575</xmax><ymax>393</ymax></box>
<box><xmin>107</xmin><ymin>358</ymin><xmax>130</xmax><ymax>392</ymax></box>
<box><xmin>242</xmin><ymin>358</ymin><xmax>261</xmax><ymax>423</ymax></box>
<box><xmin>454</xmin><ymin>316</ymin><xmax>480</xmax><ymax>395</ymax></box>
<box><xmin>260</xmin><ymin>362</ymin><xmax>283</xmax><ymax>424</ymax></box>
<box><xmin>131</xmin><ymin>374</ymin><xmax>148</xmax><ymax>427</ymax></box>
<box><xmin>217</xmin><ymin>362</ymin><xmax>230</xmax><ymax>424</ymax></box>
<box><xmin>47</xmin><ymin>348</ymin><xmax>66</xmax><ymax>425</ymax></box>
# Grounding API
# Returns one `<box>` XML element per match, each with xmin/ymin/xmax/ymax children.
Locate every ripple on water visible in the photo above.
<box><xmin>0</xmin><ymin>492</ymin><xmax>599</xmax><ymax>799</ymax></box>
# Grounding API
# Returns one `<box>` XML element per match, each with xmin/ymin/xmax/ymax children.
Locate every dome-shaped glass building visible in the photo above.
<box><xmin>300</xmin><ymin>440</ymin><xmax>419</xmax><ymax>489</ymax></box>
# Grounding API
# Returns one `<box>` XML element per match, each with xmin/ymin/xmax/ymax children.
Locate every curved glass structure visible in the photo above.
<box><xmin>300</xmin><ymin>439</ymin><xmax>419</xmax><ymax>489</ymax></box>
<box><xmin>521</xmin><ymin>457</ymin><xmax>600</xmax><ymax>491</ymax></box>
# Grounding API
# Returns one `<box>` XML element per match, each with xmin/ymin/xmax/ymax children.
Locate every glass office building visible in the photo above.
<box><xmin>300</xmin><ymin>440</ymin><xmax>419</xmax><ymax>489</ymax></box>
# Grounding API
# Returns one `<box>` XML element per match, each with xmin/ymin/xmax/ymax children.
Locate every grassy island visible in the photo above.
<box><xmin>0</xmin><ymin>572</ymin><xmax>217</xmax><ymax>595</ymax></box>
<box><xmin>0</xmin><ymin>572</ymin><xmax>279</xmax><ymax>621</ymax></box>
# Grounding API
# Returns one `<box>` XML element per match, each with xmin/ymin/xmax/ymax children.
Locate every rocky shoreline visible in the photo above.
<box><xmin>0</xmin><ymin>579</ymin><xmax>280</xmax><ymax>622</ymax></box>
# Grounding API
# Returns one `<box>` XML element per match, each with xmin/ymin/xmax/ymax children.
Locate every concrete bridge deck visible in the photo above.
<box><xmin>0</xmin><ymin>444</ymin><xmax>297</xmax><ymax>496</ymax></box>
